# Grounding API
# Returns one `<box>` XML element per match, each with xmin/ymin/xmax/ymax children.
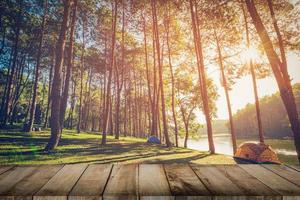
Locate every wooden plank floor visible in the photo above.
<box><xmin>0</xmin><ymin>164</ymin><xmax>300</xmax><ymax>199</ymax></box>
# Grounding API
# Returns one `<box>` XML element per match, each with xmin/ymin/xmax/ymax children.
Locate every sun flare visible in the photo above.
<box><xmin>242</xmin><ymin>46</ymin><xmax>261</xmax><ymax>62</ymax></box>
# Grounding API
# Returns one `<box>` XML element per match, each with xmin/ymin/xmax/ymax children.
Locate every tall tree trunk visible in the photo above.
<box><xmin>151</xmin><ymin>0</ymin><xmax>171</xmax><ymax>147</ymax></box>
<box><xmin>85</xmin><ymin>68</ymin><xmax>92</xmax><ymax>130</ymax></box>
<box><xmin>45</xmin><ymin>0</ymin><xmax>71</xmax><ymax>150</ymax></box>
<box><xmin>77</xmin><ymin>17</ymin><xmax>85</xmax><ymax>133</ymax></box>
<box><xmin>109</xmin><ymin>88</ymin><xmax>113</xmax><ymax>135</ymax></box>
<box><xmin>99</xmin><ymin>33</ymin><xmax>108</xmax><ymax>133</ymax></box>
<box><xmin>142</xmin><ymin>12</ymin><xmax>153</xmax><ymax>137</ymax></box>
<box><xmin>123</xmin><ymin>76</ymin><xmax>128</xmax><ymax>136</ymax></box>
<box><xmin>115</xmin><ymin>0</ymin><xmax>125</xmax><ymax>139</ymax></box>
<box><xmin>241</xmin><ymin>3</ymin><xmax>264</xmax><ymax>143</ymax></box>
<box><xmin>189</xmin><ymin>0</ymin><xmax>215</xmax><ymax>153</ymax></box>
<box><xmin>250</xmin><ymin>60</ymin><xmax>264</xmax><ymax>143</ymax></box>
<box><xmin>102</xmin><ymin>0</ymin><xmax>117</xmax><ymax>145</ymax></box>
<box><xmin>60</xmin><ymin>0</ymin><xmax>77</xmax><ymax>128</ymax></box>
<box><xmin>245</xmin><ymin>0</ymin><xmax>300</xmax><ymax>163</ymax></box>
<box><xmin>24</xmin><ymin>0</ymin><xmax>48</xmax><ymax>132</ymax></box>
<box><xmin>214</xmin><ymin>29</ymin><xmax>237</xmax><ymax>154</ymax></box>
<box><xmin>150</xmin><ymin>22</ymin><xmax>158</xmax><ymax>137</ymax></box>
<box><xmin>164</xmin><ymin>5</ymin><xmax>178</xmax><ymax>147</ymax></box>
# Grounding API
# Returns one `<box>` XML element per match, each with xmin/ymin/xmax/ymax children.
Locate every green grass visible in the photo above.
<box><xmin>0</xmin><ymin>128</ymin><xmax>235</xmax><ymax>165</ymax></box>
<box><xmin>237</xmin><ymin>138</ymin><xmax>298</xmax><ymax>165</ymax></box>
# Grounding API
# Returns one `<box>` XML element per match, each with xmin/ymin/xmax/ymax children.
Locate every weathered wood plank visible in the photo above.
<box><xmin>34</xmin><ymin>196</ymin><xmax>68</xmax><ymax>200</ymax></box>
<box><xmin>190</xmin><ymin>165</ymin><xmax>243</xmax><ymax>196</ymax></box>
<box><xmin>287</xmin><ymin>165</ymin><xmax>300</xmax><ymax>172</ymax></box>
<box><xmin>2</xmin><ymin>165</ymin><xmax>63</xmax><ymax>197</ymax></box>
<box><xmin>2</xmin><ymin>164</ymin><xmax>300</xmax><ymax>199</ymax></box>
<box><xmin>139</xmin><ymin>164</ymin><xmax>173</xmax><ymax>200</ymax></box>
<box><xmin>69</xmin><ymin>197</ymin><xmax>101</xmax><ymax>200</ymax></box>
<box><xmin>263</xmin><ymin>164</ymin><xmax>300</xmax><ymax>187</ymax></box>
<box><xmin>103</xmin><ymin>196</ymin><xmax>137</xmax><ymax>200</ymax></box>
<box><xmin>215</xmin><ymin>165</ymin><xmax>279</xmax><ymax>196</ymax></box>
<box><xmin>69</xmin><ymin>164</ymin><xmax>112</xmax><ymax>200</ymax></box>
<box><xmin>0</xmin><ymin>166</ymin><xmax>38</xmax><ymax>195</ymax></box>
<box><xmin>0</xmin><ymin>166</ymin><xmax>14</xmax><ymax>175</ymax></box>
<box><xmin>174</xmin><ymin>197</ymin><xmax>212</xmax><ymax>200</ymax></box>
<box><xmin>103</xmin><ymin>164</ymin><xmax>137</xmax><ymax>199</ymax></box>
<box><xmin>239</xmin><ymin>164</ymin><xmax>300</xmax><ymax>196</ymax></box>
<box><xmin>34</xmin><ymin>164</ymin><xmax>87</xmax><ymax>199</ymax></box>
<box><xmin>164</xmin><ymin>164</ymin><xmax>210</xmax><ymax>196</ymax></box>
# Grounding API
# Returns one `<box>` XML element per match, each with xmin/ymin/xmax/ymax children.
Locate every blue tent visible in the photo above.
<box><xmin>147</xmin><ymin>136</ymin><xmax>161</xmax><ymax>144</ymax></box>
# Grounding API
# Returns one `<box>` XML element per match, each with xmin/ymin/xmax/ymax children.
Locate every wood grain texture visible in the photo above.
<box><xmin>2</xmin><ymin>165</ymin><xmax>63</xmax><ymax>196</ymax></box>
<box><xmin>2</xmin><ymin>164</ymin><xmax>300</xmax><ymax>199</ymax></box>
<box><xmin>164</xmin><ymin>164</ymin><xmax>210</xmax><ymax>196</ymax></box>
<box><xmin>68</xmin><ymin>196</ymin><xmax>102</xmax><ymax>200</ymax></box>
<box><xmin>139</xmin><ymin>164</ymin><xmax>173</xmax><ymax>200</ymax></box>
<box><xmin>190</xmin><ymin>165</ymin><xmax>243</xmax><ymax>196</ymax></box>
<box><xmin>69</xmin><ymin>164</ymin><xmax>112</xmax><ymax>200</ymax></box>
<box><xmin>0</xmin><ymin>166</ymin><xmax>14</xmax><ymax>175</ymax></box>
<box><xmin>287</xmin><ymin>165</ymin><xmax>300</xmax><ymax>172</ymax></box>
<box><xmin>34</xmin><ymin>164</ymin><xmax>87</xmax><ymax>199</ymax></box>
<box><xmin>103</xmin><ymin>164</ymin><xmax>138</xmax><ymax>199</ymax></box>
<box><xmin>263</xmin><ymin>164</ymin><xmax>300</xmax><ymax>187</ymax></box>
<box><xmin>0</xmin><ymin>166</ymin><xmax>38</xmax><ymax>195</ymax></box>
<box><xmin>239</xmin><ymin>164</ymin><xmax>300</xmax><ymax>196</ymax></box>
<box><xmin>215</xmin><ymin>165</ymin><xmax>279</xmax><ymax>196</ymax></box>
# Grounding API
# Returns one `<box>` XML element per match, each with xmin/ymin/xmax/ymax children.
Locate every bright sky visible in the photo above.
<box><xmin>197</xmin><ymin>53</ymin><xmax>300</xmax><ymax>122</ymax></box>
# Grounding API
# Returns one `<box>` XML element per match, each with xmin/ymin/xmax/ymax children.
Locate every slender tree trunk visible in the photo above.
<box><xmin>124</xmin><ymin>77</ymin><xmax>127</xmax><ymax>136</ymax></box>
<box><xmin>60</xmin><ymin>0</ymin><xmax>77</xmax><ymax>128</ymax></box>
<box><xmin>99</xmin><ymin>34</ymin><xmax>108</xmax><ymax>133</ymax></box>
<box><xmin>142</xmin><ymin>13</ymin><xmax>153</xmax><ymax>137</ymax></box>
<box><xmin>151</xmin><ymin>0</ymin><xmax>171</xmax><ymax>146</ymax></box>
<box><xmin>214</xmin><ymin>29</ymin><xmax>237</xmax><ymax>154</ymax></box>
<box><xmin>250</xmin><ymin>60</ymin><xmax>264</xmax><ymax>143</ymax></box>
<box><xmin>109</xmin><ymin>88</ymin><xmax>113</xmax><ymax>135</ymax></box>
<box><xmin>267</xmin><ymin>0</ymin><xmax>288</xmax><ymax>77</ymax></box>
<box><xmin>77</xmin><ymin>18</ymin><xmax>85</xmax><ymax>133</ymax></box>
<box><xmin>115</xmin><ymin>0</ymin><xmax>125</xmax><ymax>139</ymax></box>
<box><xmin>69</xmin><ymin>78</ymin><xmax>76</xmax><ymax>129</ymax></box>
<box><xmin>164</xmin><ymin>6</ymin><xmax>178</xmax><ymax>147</ymax></box>
<box><xmin>85</xmin><ymin>68</ymin><xmax>92</xmax><ymax>130</ymax></box>
<box><xmin>241</xmin><ymin>3</ymin><xmax>264</xmax><ymax>143</ymax></box>
<box><xmin>150</xmin><ymin>12</ymin><xmax>158</xmax><ymax>137</ymax></box>
<box><xmin>43</xmin><ymin>50</ymin><xmax>54</xmax><ymax>128</ymax></box>
<box><xmin>189</xmin><ymin>0</ymin><xmax>215</xmax><ymax>153</ymax></box>
<box><xmin>102</xmin><ymin>0</ymin><xmax>117</xmax><ymax>145</ymax></box>
<box><xmin>45</xmin><ymin>0</ymin><xmax>71</xmax><ymax>150</ymax></box>
<box><xmin>245</xmin><ymin>0</ymin><xmax>300</xmax><ymax>163</ymax></box>
<box><xmin>24</xmin><ymin>0</ymin><xmax>48</xmax><ymax>132</ymax></box>
<box><xmin>181</xmin><ymin>107</ymin><xmax>194</xmax><ymax>148</ymax></box>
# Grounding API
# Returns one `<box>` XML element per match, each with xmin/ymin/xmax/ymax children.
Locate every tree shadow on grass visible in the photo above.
<box><xmin>142</xmin><ymin>153</ymin><xmax>212</xmax><ymax>164</ymax></box>
<box><xmin>63</xmin><ymin>151</ymin><xmax>203</xmax><ymax>164</ymax></box>
<box><xmin>0</xmin><ymin>129</ymin><xmax>214</xmax><ymax>164</ymax></box>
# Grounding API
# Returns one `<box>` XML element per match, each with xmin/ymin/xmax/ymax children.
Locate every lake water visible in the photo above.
<box><xmin>181</xmin><ymin>135</ymin><xmax>297</xmax><ymax>156</ymax></box>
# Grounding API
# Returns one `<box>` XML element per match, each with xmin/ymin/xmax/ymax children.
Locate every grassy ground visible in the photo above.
<box><xmin>0</xmin><ymin>128</ymin><xmax>235</xmax><ymax>165</ymax></box>
<box><xmin>237</xmin><ymin>138</ymin><xmax>298</xmax><ymax>165</ymax></box>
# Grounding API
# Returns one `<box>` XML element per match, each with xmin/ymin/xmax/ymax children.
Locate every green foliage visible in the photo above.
<box><xmin>233</xmin><ymin>83</ymin><xmax>300</xmax><ymax>138</ymax></box>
